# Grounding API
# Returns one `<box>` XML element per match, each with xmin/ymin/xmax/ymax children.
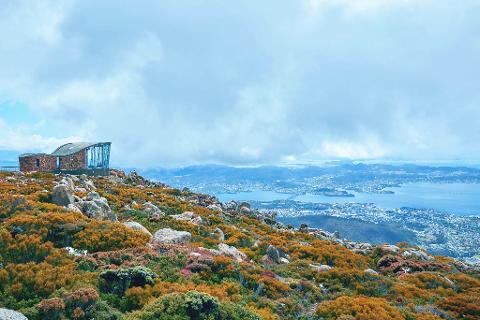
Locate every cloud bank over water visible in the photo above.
<box><xmin>0</xmin><ymin>0</ymin><xmax>479</xmax><ymax>166</ymax></box>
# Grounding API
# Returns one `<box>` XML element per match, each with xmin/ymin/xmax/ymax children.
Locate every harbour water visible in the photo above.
<box><xmin>216</xmin><ymin>182</ymin><xmax>480</xmax><ymax>216</ymax></box>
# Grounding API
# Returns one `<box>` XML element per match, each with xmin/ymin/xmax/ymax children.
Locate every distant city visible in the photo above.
<box><xmin>139</xmin><ymin>162</ymin><xmax>480</xmax><ymax>263</ymax></box>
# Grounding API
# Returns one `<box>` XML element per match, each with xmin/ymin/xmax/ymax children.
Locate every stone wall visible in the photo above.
<box><xmin>19</xmin><ymin>154</ymin><xmax>56</xmax><ymax>172</ymax></box>
<box><xmin>59</xmin><ymin>150</ymin><xmax>86</xmax><ymax>171</ymax></box>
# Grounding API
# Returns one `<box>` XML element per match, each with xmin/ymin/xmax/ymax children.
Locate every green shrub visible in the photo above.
<box><xmin>124</xmin><ymin>291</ymin><xmax>262</xmax><ymax>320</ymax></box>
<box><xmin>100</xmin><ymin>267</ymin><xmax>157</xmax><ymax>295</ymax></box>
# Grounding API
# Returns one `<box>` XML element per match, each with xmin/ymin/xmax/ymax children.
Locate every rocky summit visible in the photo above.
<box><xmin>0</xmin><ymin>170</ymin><xmax>479</xmax><ymax>320</ymax></box>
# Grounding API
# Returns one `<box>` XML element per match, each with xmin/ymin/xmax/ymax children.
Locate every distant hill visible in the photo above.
<box><xmin>279</xmin><ymin>215</ymin><xmax>417</xmax><ymax>245</ymax></box>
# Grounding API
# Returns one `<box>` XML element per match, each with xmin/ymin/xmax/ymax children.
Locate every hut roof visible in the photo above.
<box><xmin>51</xmin><ymin>142</ymin><xmax>111</xmax><ymax>156</ymax></box>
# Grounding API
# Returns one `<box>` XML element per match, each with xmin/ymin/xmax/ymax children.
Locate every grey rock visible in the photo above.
<box><xmin>67</xmin><ymin>204</ymin><xmax>82</xmax><ymax>214</ymax></box>
<box><xmin>78</xmin><ymin>197</ymin><xmax>117</xmax><ymax>221</ymax></box>
<box><xmin>210</xmin><ymin>228</ymin><xmax>225</xmax><ymax>241</ymax></box>
<box><xmin>237</xmin><ymin>202</ymin><xmax>251</xmax><ymax>210</ymax></box>
<box><xmin>207</xmin><ymin>204</ymin><xmax>223</xmax><ymax>212</ymax></box>
<box><xmin>151</xmin><ymin>228</ymin><xmax>191</xmax><ymax>245</ymax></box>
<box><xmin>86</xmin><ymin>191</ymin><xmax>101</xmax><ymax>201</ymax></box>
<box><xmin>143</xmin><ymin>202</ymin><xmax>164</xmax><ymax>216</ymax></box>
<box><xmin>223</xmin><ymin>201</ymin><xmax>237</xmax><ymax>211</ymax></box>
<box><xmin>310</xmin><ymin>264</ymin><xmax>332</xmax><ymax>272</ymax></box>
<box><xmin>403</xmin><ymin>249</ymin><xmax>432</xmax><ymax>261</ymax></box>
<box><xmin>381</xmin><ymin>244</ymin><xmax>400</xmax><ymax>254</ymax></box>
<box><xmin>266</xmin><ymin>245</ymin><xmax>281</xmax><ymax>264</ymax></box>
<box><xmin>79</xmin><ymin>175</ymin><xmax>96</xmax><ymax>191</ymax></box>
<box><xmin>218</xmin><ymin>243</ymin><xmax>247</xmax><ymax>262</ymax></box>
<box><xmin>59</xmin><ymin>176</ymin><xmax>75</xmax><ymax>191</ymax></box>
<box><xmin>0</xmin><ymin>309</ymin><xmax>28</xmax><ymax>320</ymax></box>
<box><xmin>171</xmin><ymin>211</ymin><xmax>203</xmax><ymax>225</ymax></box>
<box><xmin>124</xmin><ymin>221</ymin><xmax>152</xmax><ymax>238</ymax></box>
<box><xmin>364</xmin><ymin>268</ymin><xmax>379</xmax><ymax>275</ymax></box>
<box><xmin>52</xmin><ymin>184</ymin><xmax>75</xmax><ymax>207</ymax></box>
<box><xmin>279</xmin><ymin>257</ymin><xmax>290</xmax><ymax>264</ymax></box>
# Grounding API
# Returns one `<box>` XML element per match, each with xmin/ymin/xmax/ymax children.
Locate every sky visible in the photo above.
<box><xmin>0</xmin><ymin>0</ymin><xmax>479</xmax><ymax>167</ymax></box>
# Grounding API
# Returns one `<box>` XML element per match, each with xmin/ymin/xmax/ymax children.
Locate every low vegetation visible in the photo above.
<box><xmin>0</xmin><ymin>171</ymin><xmax>478</xmax><ymax>319</ymax></box>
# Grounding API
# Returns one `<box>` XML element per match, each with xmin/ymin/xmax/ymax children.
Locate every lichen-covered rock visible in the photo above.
<box><xmin>364</xmin><ymin>268</ymin><xmax>379</xmax><ymax>275</ymax></box>
<box><xmin>403</xmin><ymin>249</ymin><xmax>432</xmax><ymax>261</ymax></box>
<box><xmin>79</xmin><ymin>174</ymin><xmax>96</xmax><ymax>191</ymax></box>
<box><xmin>0</xmin><ymin>308</ymin><xmax>28</xmax><ymax>320</ymax></box>
<box><xmin>124</xmin><ymin>221</ymin><xmax>152</xmax><ymax>238</ymax></box>
<box><xmin>210</xmin><ymin>227</ymin><xmax>225</xmax><ymax>241</ymax></box>
<box><xmin>52</xmin><ymin>184</ymin><xmax>75</xmax><ymax>207</ymax></box>
<box><xmin>266</xmin><ymin>245</ymin><xmax>281</xmax><ymax>264</ymax></box>
<box><xmin>218</xmin><ymin>243</ymin><xmax>247</xmax><ymax>262</ymax></box>
<box><xmin>381</xmin><ymin>244</ymin><xmax>400</xmax><ymax>254</ymax></box>
<box><xmin>143</xmin><ymin>202</ymin><xmax>164</xmax><ymax>217</ymax></box>
<box><xmin>67</xmin><ymin>203</ymin><xmax>82</xmax><ymax>214</ymax></box>
<box><xmin>151</xmin><ymin>228</ymin><xmax>191</xmax><ymax>245</ymax></box>
<box><xmin>172</xmin><ymin>211</ymin><xmax>203</xmax><ymax>225</ymax></box>
<box><xmin>310</xmin><ymin>264</ymin><xmax>332</xmax><ymax>272</ymax></box>
<box><xmin>77</xmin><ymin>197</ymin><xmax>117</xmax><ymax>221</ymax></box>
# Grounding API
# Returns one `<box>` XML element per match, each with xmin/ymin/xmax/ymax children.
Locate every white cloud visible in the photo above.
<box><xmin>0</xmin><ymin>0</ymin><xmax>479</xmax><ymax>166</ymax></box>
<box><xmin>0</xmin><ymin>118</ymin><xmax>80</xmax><ymax>152</ymax></box>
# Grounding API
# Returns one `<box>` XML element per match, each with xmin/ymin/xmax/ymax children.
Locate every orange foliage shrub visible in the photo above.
<box><xmin>436</xmin><ymin>289</ymin><xmax>480</xmax><ymax>320</ymax></box>
<box><xmin>3</xmin><ymin>251</ymin><xmax>94</xmax><ymax>300</ymax></box>
<box><xmin>290</xmin><ymin>240</ymin><xmax>368</xmax><ymax>269</ymax></box>
<box><xmin>73</xmin><ymin>220</ymin><xmax>150</xmax><ymax>252</ymax></box>
<box><xmin>316</xmin><ymin>295</ymin><xmax>404</xmax><ymax>320</ymax></box>
<box><xmin>0</xmin><ymin>230</ymin><xmax>54</xmax><ymax>263</ymax></box>
<box><xmin>124</xmin><ymin>280</ymin><xmax>242</xmax><ymax>310</ymax></box>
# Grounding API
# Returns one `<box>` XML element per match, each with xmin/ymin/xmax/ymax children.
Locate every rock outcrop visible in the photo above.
<box><xmin>76</xmin><ymin>192</ymin><xmax>117</xmax><ymax>221</ymax></box>
<box><xmin>218</xmin><ymin>243</ymin><xmax>247</xmax><ymax>262</ymax></box>
<box><xmin>0</xmin><ymin>308</ymin><xmax>28</xmax><ymax>320</ymax></box>
<box><xmin>52</xmin><ymin>184</ymin><xmax>75</xmax><ymax>207</ymax></box>
<box><xmin>151</xmin><ymin>228</ymin><xmax>192</xmax><ymax>245</ymax></box>
<box><xmin>310</xmin><ymin>264</ymin><xmax>332</xmax><ymax>272</ymax></box>
<box><xmin>143</xmin><ymin>202</ymin><xmax>165</xmax><ymax>217</ymax></box>
<box><xmin>210</xmin><ymin>227</ymin><xmax>225</xmax><ymax>241</ymax></box>
<box><xmin>171</xmin><ymin>211</ymin><xmax>203</xmax><ymax>225</ymax></box>
<box><xmin>124</xmin><ymin>221</ymin><xmax>152</xmax><ymax>238</ymax></box>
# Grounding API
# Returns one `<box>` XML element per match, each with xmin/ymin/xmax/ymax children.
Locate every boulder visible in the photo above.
<box><xmin>266</xmin><ymin>245</ymin><xmax>281</xmax><ymax>264</ymax></box>
<box><xmin>218</xmin><ymin>243</ymin><xmax>247</xmax><ymax>262</ymax></box>
<box><xmin>207</xmin><ymin>204</ymin><xmax>223</xmax><ymax>212</ymax></box>
<box><xmin>86</xmin><ymin>191</ymin><xmax>101</xmax><ymax>201</ymax></box>
<box><xmin>151</xmin><ymin>228</ymin><xmax>191</xmax><ymax>245</ymax></box>
<box><xmin>172</xmin><ymin>211</ymin><xmax>203</xmax><ymax>225</ymax></box>
<box><xmin>124</xmin><ymin>221</ymin><xmax>152</xmax><ymax>238</ymax></box>
<box><xmin>0</xmin><ymin>309</ymin><xmax>28</xmax><ymax>320</ymax></box>
<box><xmin>67</xmin><ymin>204</ymin><xmax>82</xmax><ymax>214</ymax></box>
<box><xmin>345</xmin><ymin>241</ymin><xmax>373</xmax><ymax>255</ymax></box>
<box><xmin>79</xmin><ymin>174</ymin><xmax>96</xmax><ymax>191</ymax></box>
<box><xmin>143</xmin><ymin>202</ymin><xmax>164</xmax><ymax>217</ymax></box>
<box><xmin>237</xmin><ymin>202</ymin><xmax>251</xmax><ymax>211</ymax></box>
<box><xmin>78</xmin><ymin>197</ymin><xmax>117</xmax><ymax>221</ymax></box>
<box><xmin>310</xmin><ymin>264</ymin><xmax>332</xmax><ymax>272</ymax></box>
<box><xmin>364</xmin><ymin>268</ymin><xmax>379</xmax><ymax>275</ymax></box>
<box><xmin>381</xmin><ymin>244</ymin><xmax>400</xmax><ymax>254</ymax></box>
<box><xmin>210</xmin><ymin>227</ymin><xmax>225</xmax><ymax>241</ymax></box>
<box><xmin>52</xmin><ymin>184</ymin><xmax>75</xmax><ymax>207</ymax></box>
<box><xmin>58</xmin><ymin>176</ymin><xmax>75</xmax><ymax>191</ymax></box>
<box><xmin>223</xmin><ymin>201</ymin><xmax>237</xmax><ymax>211</ymax></box>
<box><xmin>403</xmin><ymin>249</ymin><xmax>432</xmax><ymax>261</ymax></box>
<box><xmin>279</xmin><ymin>257</ymin><xmax>290</xmax><ymax>264</ymax></box>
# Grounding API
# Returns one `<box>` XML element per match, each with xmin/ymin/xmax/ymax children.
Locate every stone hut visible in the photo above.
<box><xmin>19</xmin><ymin>142</ymin><xmax>111</xmax><ymax>176</ymax></box>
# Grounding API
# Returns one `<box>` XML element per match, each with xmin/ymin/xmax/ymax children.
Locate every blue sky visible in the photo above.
<box><xmin>0</xmin><ymin>0</ymin><xmax>479</xmax><ymax>167</ymax></box>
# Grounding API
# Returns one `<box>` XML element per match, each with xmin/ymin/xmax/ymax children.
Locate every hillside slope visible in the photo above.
<box><xmin>0</xmin><ymin>170</ymin><xmax>479</xmax><ymax>319</ymax></box>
